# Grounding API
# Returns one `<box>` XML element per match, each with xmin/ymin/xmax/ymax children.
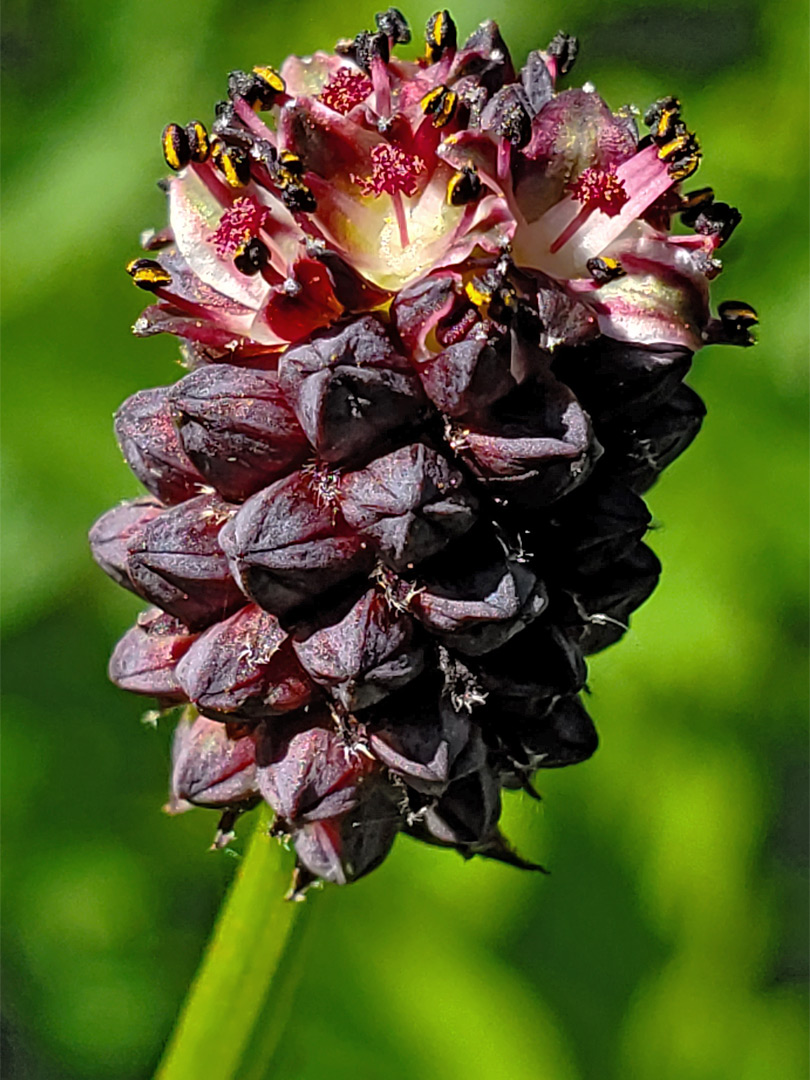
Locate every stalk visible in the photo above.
<box><xmin>155</xmin><ymin>808</ymin><xmax>310</xmax><ymax>1080</ymax></box>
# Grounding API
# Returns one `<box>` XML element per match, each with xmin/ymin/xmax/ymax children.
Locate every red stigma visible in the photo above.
<box><xmin>212</xmin><ymin>197</ymin><xmax>270</xmax><ymax>257</ymax></box>
<box><xmin>319</xmin><ymin>67</ymin><xmax>373</xmax><ymax>115</ymax></box>
<box><xmin>567</xmin><ymin>166</ymin><xmax>629</xmax><ymax>216</ymax></box>
<box><xmin>353</xmin><ymin>144</ymin><xmax>426</xmax><ymax>199</ymax></box>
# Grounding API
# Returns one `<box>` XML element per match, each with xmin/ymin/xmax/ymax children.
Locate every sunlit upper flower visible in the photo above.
<box><xmin>129</xmin><ymin>11</ymin><xmax>754</xmax><ymax>362</ymax></box>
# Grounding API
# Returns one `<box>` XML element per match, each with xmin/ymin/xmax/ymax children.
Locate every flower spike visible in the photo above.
<box><xmin>94</xmin><ymin>10</ymin><xmax>754</xmax><ymax>894</ymax></box>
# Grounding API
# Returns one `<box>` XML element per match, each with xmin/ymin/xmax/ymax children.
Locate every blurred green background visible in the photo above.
<box><xmin>2</xmin><ymin>0</ymin><xmax>808</xmax><ymax>1077</ymax></box>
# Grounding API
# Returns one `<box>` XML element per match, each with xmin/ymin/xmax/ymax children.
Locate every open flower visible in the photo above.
<box><xmin>93</xmin><ymin>9</ymin><xmax>755</xmax><ymax>895</ymax></box>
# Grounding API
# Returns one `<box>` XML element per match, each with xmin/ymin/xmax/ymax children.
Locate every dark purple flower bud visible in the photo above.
<box><xmin>257</xmin><ymin>724</ymin><xmax>374</xmax><ymax>823</ymax></box>
<box><xmin>454</xmin><ymin>376</ymin><xmax>599</xmax><ymax>506</ymax></box>
<box><xmin>568</xmin><ymin>541</ymin><xmax>661</xmax><ymax>654</ymax></box>
<box><xmin>292</xmin><ymin>588</ymin><xmax>422</xmax><ymax>711</ymax></box>
<box><xmin>513</xmin><ymin>693</ymin><xmax>598</xmax><ymax>770</ymax></box>
<box><xmin>108</xmin><ymin>607</ymin><xmax>199</xmax><ymax>702</ymax></box>
<box><xmin>369</xmin><ymin>690</ymin><xmax>479</xmax><ymax>793</ymax></box>
<box><xmin>219</xmin><ymin>470</ymin><xmax>373</xmax><ymax>619</ymax></box>
<box><xmin>168</xmin><ymin>711</ymin><xmax>259</xmax><ymax>813</ymax></box>
<box><xmin>602</xmin><ymin>384</ymin><xmax>706</xmax><ymax>494</ymax></box>
<box><xmin>114</xmin><ymin>387</ymin><xmax>206</xmax><ymax>505</ymax></box>
<box><xmin>289</xmin><ymin>782</ymin><xmax>401</xmax><ymax>893</ymax></box>
<box><xmin>416</xmin><ymin>333</ymin><xmax>516</xmax><ymax>419</ymax></box>
<box><xmin>390</xmin><ymin>273</ymin><xmax>465</xmax><ymax>357</ymax></box>
<box><xmin>88</xmin><ymin>496</ymin><xmax>164</xmax><ymax>592</ymax></box>
<box><xmin>405</xmin><ymin>527</ymin><xmax>547</xmax><ymax>655</ymax></box>
<box><xmin>475</xmin><ymin>622</ymin><xmax>587</xmax><ymax>714</ymax></box>
<box><xmin>541</xmin><ymin>476</ymin><xmax>651</xmax><ymax>574</ymax></box>
<box><xmin>552</xmin><ymin>340</ymin><xmax>693</xmax><ymax>424</ymax></box>
<box><xmin>278</xmin><ymin>316</ymin><xmax>425</xmax><ymax>463</ymax></box>
<box><xmin>420</xmin><ymin>764</ymin><xmax>502</xmax><ymax>847</ymax></box>
<box><xmin>126</xmin><ymin>493</ymin><xmax>244</xmax><ymax>630</ymax></box>
<box><xmin>340</xmin><ymin>443</ymin><xmax>478</xmax><ymax>571</ymax></box>
<box><xmin>167</xmin><ymin>366</ymin><xmax>310</xmax><ymax>502</ymax></box>
<box><xmin>175</xmin><ymin>603</ymin><xmax>313</xmax><ymax>721</ymax></box>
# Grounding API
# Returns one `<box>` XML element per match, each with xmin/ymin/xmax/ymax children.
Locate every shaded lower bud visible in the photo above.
<box><xmin>340</xmin><ymin>443</ymin><xmax>479</xmax><ymax>572</ymax></box>
<box><xmin>455</xmin><ymin>376</ymin><xmax>599</xmax><ymax>506</ymax></box>
<box><xmin>601</xmin><ymin>384</ymin><xmax>706</xmax><ymax>494</ymax></box>
<box><xmin>475</xmin><ymin>623</ymin><xmax>587</xmax><ymax>715</ymax></box>
<box><xmin>114</xmin><ymin>386</ymin><xmax>205</xmax><ymax>505</ymax></box>
<box><xmin>89</xmin><ymin>496</ymin><xmax>164</xmax><ymax>592</ymax></box>
<box><xmin>368</xmin><ymin>684</ymin><xmax>478</xmax><ymax>793</ymax></box>
<box><xmin>418</xmin><ymin>763</ymin><xmax>502</xmax><ymax>848</ymax></box>
<box><xmin>417</xmin><ymin>332</ymin><xmax>515</xmax><ymax>419</ymax></box>
<box><xmin>513</xmin><ymin>694</ymin><xmax>599</xmax><ymax>770</ymax></box>
<box><xmin>219</xmin><ymin>470</ymin><xmax>372</xmax><ymax>619</ymax></box>
<box><xmin>126</xmin><ymin>493</ymin><xmax>244</xmax><ymax>630</ymax></box>
<box><xmin>568</xmin><ymin>541</ymin><xmax>662</xmax><ymax>654</ymax></box>
<box><xmin>541</xmin><ymin>477</ymin><xmax>651</xmax><ymax>574</ymax></box>
<box><xmin>278</xmin><ymin>317</ymin><xmax>425</xmax><ymax>464</ymax></box>
<box><xmin>290</xmin><ymin>782</ymin><xmax>401</xmax><ymax>893</ymax></box>
<box><xmin>257</xmin><ymin>724</ymin><xmax>374</xmax><ymax>823</ymax></box>
<box><xmin>168</xmin><ymin>710</ymin><xmax>259</xmax><ymax>813</ymax></box>
<box><xmin>175</xmin><ymin>604</ymin><xmax>312</xmax><ymax>721</ymax></box>
<box><xmin>109</xmin><ymin>607</ymin><xmax>199</xmax><ymax>702</ymax></box>
<box><xmin>168</xmin><ymin>366</ymin><xmax>309</xmax><ymax>502</ymax></box>
<box><xmin>552</xmin><ymin>340</ymin><xmax>693</xmax><ymax>424</ymax></box>
<box><xmin>406</xmin><ymin>527</ymin><xmax>547</xmax><ymax>655</ymax></box>
<box><xmin>293</xmin><ymin>588</ymin><xmax>423</xmax><ymax>711</ymax></box>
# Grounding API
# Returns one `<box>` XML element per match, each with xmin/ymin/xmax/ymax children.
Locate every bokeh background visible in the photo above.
<box><xmin>2</xmin><ymin>0</ymin><xmax>808</xmax><ymax>1077</ymax></box>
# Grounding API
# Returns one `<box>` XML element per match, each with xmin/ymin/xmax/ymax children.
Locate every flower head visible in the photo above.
<box><xmin>93</xmin><ymin>9</ymin><xmax>756</xmax><ymax>895</ymax></box>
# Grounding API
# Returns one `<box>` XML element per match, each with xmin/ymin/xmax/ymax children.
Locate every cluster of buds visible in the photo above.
<box><xmin>91</xmin><ymin>9</ymin><xmax>755</xmax><ymax>895</ymax></box>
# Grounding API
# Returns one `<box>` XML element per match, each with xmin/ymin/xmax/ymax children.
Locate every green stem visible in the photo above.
<box><xmin>155</xmin><ymin>808</ymin><xmax>310</xmax><ymax>1080</ymax></box>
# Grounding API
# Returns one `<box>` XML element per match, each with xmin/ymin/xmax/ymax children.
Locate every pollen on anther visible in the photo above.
<box><xmin>352</xmin><ymin>143</ymin><xmax>425</xmax><ymax>199</ymax></box>
<box><xmin>567</xmin><ymin>165</ymin><xmax>629</xmax><ymax>217</ymax></box>
<box><xmin>319</xmin><ymin>67</ymin><xmax>373</xmax><ymax>115</ymax></box>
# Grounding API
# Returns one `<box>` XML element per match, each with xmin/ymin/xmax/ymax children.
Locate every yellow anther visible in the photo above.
<box><xmin>465</xmin><ymin>280</ymin><xmax>491</xmax><ymax>307</ymax></box>
<box><xmin>253</xmin><ymin>65</ymin><xmax>285</xmax><ymax>94</ymax></box>
<box><xmin>657</xmin><ymin>133</ymin><xmax>690</xmax><ymax>160</ymax></box>
<box><xmin>126</xmin><ymin>258</ymin><xmax>172</xmax><ymax>291</ymax></box>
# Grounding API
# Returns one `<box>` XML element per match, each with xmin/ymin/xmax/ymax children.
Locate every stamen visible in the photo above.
<box><xmin>234</xmin><ymin>237</ymin><xmax>269</xmax><ymax>276</ymax></box>
<box><xmin>681</xmin><ymin>199</ymin><xmax>741</xmax><ymax>247</ymax></box>
<box><xmin>162</xmin><ymin>123</ymin><xmax>191</xmax><ymax>172</ymax></box>
<box><xmin>319</xmin><ymin>67</ymin><xmax>373</xmax><ymax>115</ymax></box>
<box><xmin>545</xmin><ymin>32</ymin><xmax>578</xmax><ymax>80</ymax></box>
<box><xmin>447</xmin><ymin>165</ymin><xmax>482</xmax><ymax>206</ymax></box>
<box><xmin>420</xmin><ymin>84</ymin><xmax>457</xmax><ymax>128</ymax></box>
<box><xmin>211</xmin><ymin>141</ymin><xmax>252</xmax><ymax>187</ymax></box>
<box><xmin>126</xmin><ymin>258</ymin><xmax>172</xmax><ymax>291</ymax></box>
<box><xmin>227</xmin><ymin>67</ymin><xmax>286</xmax><ymax>111</ymax></box>
<box><xmin>586</xmin><ymin>256</ymin><xmax>625</xmax><ymax>284</ymax></box>
<box><xmin>425</xmin><ymin>10</ymin><xmax>457</xmax><ymax>63</ymax></box>
<box><xmin>185</xmin><ymin>121</ymin><xmax>210</xmax><ymax>163</ymax></box>
<box><xmin>375</xmin><ymin>8</ymin><xmax>411</xmax><ymax>45</ymax></box>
